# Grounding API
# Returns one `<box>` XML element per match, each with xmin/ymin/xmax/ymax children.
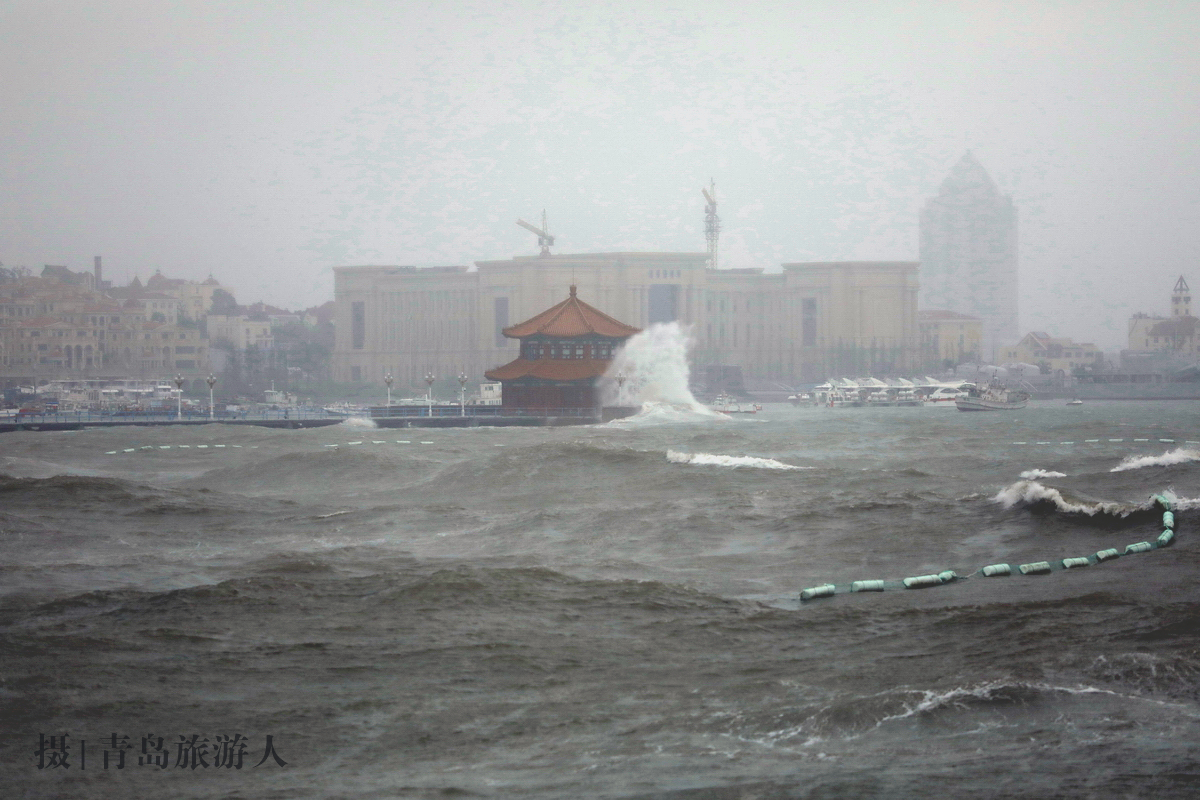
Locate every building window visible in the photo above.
<box><xmin>351</xmin><ymin>301</ymin><xmax>366</xmax><ymax>350</ymax></box>
<box><xmin>802</xmin><ymin>298</ymin><xmax>817</xmax><ymax>347</ymax></box>
<box><xmin>494</xmin><ymin>297</ymin><xmax>509</xmax><ymax>347</ymax></box>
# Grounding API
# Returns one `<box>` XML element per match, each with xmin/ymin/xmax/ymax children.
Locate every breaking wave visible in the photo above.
<box><xmin>1110</xmin><ymin>447</ymin><xmax>1200</xmax><ymax>473</ymax></box>
<box><xmin>992</xmin><ymin>480</ymin><xmax>1140</xmax><ymax>516</ymax></box>
<box><xmin>339</xmin><ymin>416</ymin><xmax>379</xmax><ymax>429</ymax></box>
<box><xmin>605</xmin><ymin>322</ymin><xmax>715</xmax><ymax>416</ymax></box>
<box><xmin>1019</xmin><ymin>469</ymin><xmax>1066</xmax><ymax>479</ymax></box>
<box><xmin>608</xmin><ymin>401</ymin><xmax>726</xmax><ymax>426</ymax></box>
<box><xmin>667</xmin><ymin>449</ymin><xmax>807</xmax><ymax>471</ymax></box>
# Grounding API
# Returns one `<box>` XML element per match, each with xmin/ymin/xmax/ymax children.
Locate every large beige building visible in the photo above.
<box><xmin>918</xmin><ymin>309</ymin><xmax>983</xmax><ymax>368</ymax></box>
<box><xmin>332</xmin><ymin>253</ymin><xmax>919</xmax><ymax>388</ymax></box>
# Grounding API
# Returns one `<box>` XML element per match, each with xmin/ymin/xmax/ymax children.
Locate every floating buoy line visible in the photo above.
<box><xmin>102</xmin><ymin>440</ymin><xmax>446</xmax><ymax>455</ymax></box>
<box><xmin>799</xmin><ymin>494</ymin><xmax>1177</xmax><ymax>602</ymax></box>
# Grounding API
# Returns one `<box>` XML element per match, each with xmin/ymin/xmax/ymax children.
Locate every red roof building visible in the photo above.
<box><xmin>485</xmin><ymin>285</ymin><xmax>639</xmax><ymax>411</ymax></box>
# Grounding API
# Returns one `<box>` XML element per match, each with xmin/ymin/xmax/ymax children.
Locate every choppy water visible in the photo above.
<box><xmin>2</xmin><ymin>401</ymin><xmax>1200</xmax><ymax>798</ymax></box>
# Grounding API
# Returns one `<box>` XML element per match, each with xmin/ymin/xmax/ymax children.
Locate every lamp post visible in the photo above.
<box><xmin>173</xmin><ymin>373</ymin><xmax>184</xmax><ymax>418</ymax></box>
<box><xmin>458</xmin><ymin>372</ymin><xmax>467</xmax><ymax>416</ymax></box>
<box><xmin>385</xmin><ymin>373</ymin><xmax>394</xmax><ymax>407</ymax></box>
<box><xmin>206</xmin><ymin>373</ymin><xmax>216</xmax><ymax>420</ymax></box>
<box><xmin>615</xmin><ymin>371</ymin><xmax>626</xmax><ymax>404</ymax></box>
<box><xmin>425</xmin><ymin>372</ymin><xmax>435</xmax><ymax>416</ymax></box>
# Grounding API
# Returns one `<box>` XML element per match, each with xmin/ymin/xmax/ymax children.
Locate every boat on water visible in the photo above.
<box><xmin>955</xmin><ymin>380</ymin><xmax>1029</xmax><ymax>411</ymax></box>
<box><xmin>923</xmin><ymin>385</ymin><xmax>969</xmax><ymax>407</ymax></box>
<box><xmin>1067</xmin><ymin>398</ymin><xmax>1084</xmax><ymax>406</ymax></box>
<box><xmin>712</xmin><ymin>394</ymin><xmax>761</xmax><ymax>414</ymax></box>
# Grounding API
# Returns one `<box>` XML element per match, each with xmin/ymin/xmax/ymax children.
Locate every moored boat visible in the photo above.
<box><xmin>712</xmin><ymin>394</ymin><xmax>761</xmax><ymax>414</ymax></box>
<box><xmin>955</xmin><ymin>380</ymin><xmax>1029</xmax><ymax>411</ymax></box>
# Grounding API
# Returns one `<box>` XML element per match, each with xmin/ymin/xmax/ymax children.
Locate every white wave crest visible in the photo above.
<box><xmin>876</xmin><ymin>681</ymin><xmax>1117</xmax><ymax>727</ymax></box>
<box><xmin>604</xmin><ymin>322</ymin><xmax>716</xmax><ymax>416</ymax></box>
<box><xmin>993</xmin><ymin>480</ymin><xmax>1135</xmax><ymax>516</ymax></box>
<box><xmin>607</xmin><ymin>401</ymin><xmax>727</xmax><ymax>427</ymax></box>
<box><xmin>1110</xmin><ymin>448</ymin><xmax>1200</xmax><ymax>473</ymax></box>
<box><xmin>338</xmin><ymin>416</ymin><xmax>378</xmax><ymax>429</ymax></box>
<box><xmin>1020</xmin><ymin>469</ymin><xmax>1066</xmax><ymax>479</ymax></box>
<box><xmin>667</xmin><ymin>449</ymin><xmax>807</xmax><ymax>470</ymax></box>
<box><xmin>1164</xmin><ymin>492</ymin><xmax>1200</xmax><ymax>511</ymax></box>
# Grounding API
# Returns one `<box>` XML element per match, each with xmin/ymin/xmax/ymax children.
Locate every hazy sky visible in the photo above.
<box><xmin>3</xmin><ymin>0</ymin><xmax>1199</xmax><ymax>350</ymax></box>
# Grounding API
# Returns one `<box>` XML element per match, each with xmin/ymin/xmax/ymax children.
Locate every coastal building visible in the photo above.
<box><xmin>1000</xmin><ymin>332</ymin><xmax>1102</xmax><ymax>377</ymax></box>
<box><xmin>332</xmin><ymin>254</ymin><xmax>919</xmax><ymax>389</ymax></box>
<box><xmin>206</xmin><ymin>314</ymin><xmax>274</xmax><ymax>352</ymax></box>
<box><xmin>485</xmin><ymin>285</ymin><xmax>639</xmax><ymax>411</ymax></box>
<box><xmin>0</xmin><ymin>271</ymin><xmax>211</xmax><ymax>383</ymax></box>
<box><xmin>919</xmin><ymin>152</ymin><xmax>1018</xmax><ymax>361</ymax></box>
<box><xmin>1124</xmin><ymin>276</ymin><xmax>1198</xmax><ymax>367</ymax></box>
<box><xmin>918</xmin><ymin>309</ymin><xmax>983</xmax><ymax>368</ymax></box>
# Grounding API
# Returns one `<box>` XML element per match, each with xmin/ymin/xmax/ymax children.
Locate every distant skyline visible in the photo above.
<box><xmin>3</xmin><ymin>0</ymin><xmax>1199</xmax><ymax>352</ymax></box>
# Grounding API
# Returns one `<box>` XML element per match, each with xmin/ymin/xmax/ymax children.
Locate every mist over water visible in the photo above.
<box><xmin>2</xmin><ymin>400</ymin><xmax>1199</xmax><ymax>798</ymax></box>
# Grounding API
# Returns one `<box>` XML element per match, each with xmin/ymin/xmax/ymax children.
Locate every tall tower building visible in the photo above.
<box><xmin>1172</xmin><ymin>275</ymin><xmax>1191</xmax><ymax>317</ymax></box>
<box><xmin>919</xmin><ymin>152</ymin><xmax>1018</xmax><ymax>361</ymax></box>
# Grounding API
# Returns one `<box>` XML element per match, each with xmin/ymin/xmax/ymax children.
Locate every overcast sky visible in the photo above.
<box><xmin>3</xmin><ymin>0</ymin><xmax>1199</xmax><ymax>350</ymax></box>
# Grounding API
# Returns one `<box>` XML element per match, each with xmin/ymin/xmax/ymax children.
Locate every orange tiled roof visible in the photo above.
<box><xmin>502</xmin><ymin>286</ymin><xmax>640</xmax><ymax>339</ymax></box>
<box><xmin>485</xmin><ymin>358</ymin><xmax>611</xmax><ymax>382</ymax></box>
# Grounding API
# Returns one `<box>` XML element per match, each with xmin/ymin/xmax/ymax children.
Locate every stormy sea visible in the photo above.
<box><xmin>3</xmin><ymin>360</ymin><xmax>1199</xmax><ymax>798</ymax></box>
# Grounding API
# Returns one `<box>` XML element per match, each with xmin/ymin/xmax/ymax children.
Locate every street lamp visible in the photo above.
<box><xmin>173</xmin><ymin>373</ymin><xmax>185</xmax><ymax>418</ymax></box>
<box><xmin>615</xmin><ymin>371</ymin><xmax>626</xmax><ymax>404</ymax></box>
<box><xmin>458</xmin><ymin>372</ymin><xmax>467</xmax><ymax>416</ymax></box>
<box><xmin>384</xmin><ymin>373</ymin><xmax>394</xmax><ymax>407</ymax></box>
<box><xmin>425</xmin><ymin>372</ymin><xmax>435</xmax><ymax>416</ymax></box>
<box><xmin>206</xmin><ymin>373</ymin><xmax>217</xmax><ymax>420</ymax></box>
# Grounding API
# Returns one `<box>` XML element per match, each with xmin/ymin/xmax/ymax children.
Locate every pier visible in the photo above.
<box><xmin>0</xmin><ymin>406</ymin><xmax>637</xmax><ymax>433</ymax></box>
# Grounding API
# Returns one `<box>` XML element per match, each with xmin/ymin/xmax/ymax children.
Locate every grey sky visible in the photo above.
<box><xmin>3</xmin><ymin>0</ymin><xmax>1198</xmax><ymax>351</ymax></box>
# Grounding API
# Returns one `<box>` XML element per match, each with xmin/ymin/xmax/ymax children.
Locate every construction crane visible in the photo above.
<box><xmin>702</xmin><ymin>179</ymin><xmax>720</xmax><ymax>270</ymax></box>
<box><xmin>516</xmin><ymin>210</ymin><xmax>555</xmax><ymax>257</ymax></box>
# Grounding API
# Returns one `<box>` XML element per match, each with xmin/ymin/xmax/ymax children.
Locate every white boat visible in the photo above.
<box><xmin>923</xmin><ymin>385</ymin><xmax>969</xmax><ymax>407</ymax></box>
<box><xmin>712</xmin><ymin>394</ymin><xmax>761</xmax><ymax>414</ymax></box>
<box><xmin>1067</xmin><ymin>398</ymin><xmax>1083</xmax><ymax>406</ymax></box>
<box><xmin>955</xmin><ymin>380</ymin><xmax>1029</xmax><ymax>411</ymax></box>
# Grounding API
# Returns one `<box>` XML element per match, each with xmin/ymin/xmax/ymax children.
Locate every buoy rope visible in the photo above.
<box><xmin>800</xmin><ymin>494</ymin><xmax>1176</xmax><ymax>602</ymax></box>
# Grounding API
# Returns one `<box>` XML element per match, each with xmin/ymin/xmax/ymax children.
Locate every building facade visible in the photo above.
<box><xmin>918</xmin><ymin>309</ymin><xmax>983</xmax><ymax>368</ymax></box>
<box><xmin>919</xmin><ymin>152</ymin><xmax>1018</xmax><ymax>361</ymax></box>
<box><xmin>332</xmin><ymin>254</ymin><xmax>920</xmax><ymax>389</ymax></box>
<box><xmin>0</xmin><ymin>271</ymin><xmax>209</xmax><ymax>381</ymax></box>
<box><xmin>1124</xmin><ymin>276</ymin><xmax>1198</xmax><ymax>366</ymax></box>
<box><xmin>1001</xmin><ymin>331</ymin><xmax>1102</xmax><ymax>376</ymax></box>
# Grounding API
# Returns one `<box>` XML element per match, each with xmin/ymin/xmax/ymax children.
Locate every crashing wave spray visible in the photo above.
<box><xmin>603</xmin><ymin>322</ymin><xmax>719</xmax><ymax>417</ymax></box>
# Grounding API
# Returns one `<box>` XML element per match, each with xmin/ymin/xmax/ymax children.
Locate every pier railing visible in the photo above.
<box><xmin>368</xmin><ymin>405</ymin><xmax>599</xmax><ymax>418</ymax></box>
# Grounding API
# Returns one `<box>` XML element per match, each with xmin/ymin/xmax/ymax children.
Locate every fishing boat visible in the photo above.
<box><xmin>712</xmin><ymin>394</ymin><xmax>761</xmax><ymax>414</ymax></box>
<box><xmin>955</xmin><ymin>379</ymin><xmax>1029</xmax><ymax>411</ymax></box>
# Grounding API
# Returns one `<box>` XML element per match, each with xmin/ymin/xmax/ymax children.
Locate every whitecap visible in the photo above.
<box><xmin>1019</xmin><ymin>469</ymin><xmax>1066</xmax><ymax>479</ymax></box>
<box><xmin>667</xmin><ymin>449</ymin><xmax>807</xmax><ymax>471</ymax></box>
<box><xmin>1110</xmin><ymin>448</ymin><xmax>1200</xmax><ymax>473</ymax></box>
<box><xmin>992</xmin><ymin>480</ymin><xmax>1135</xmax><ymax>516</ymax></box>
